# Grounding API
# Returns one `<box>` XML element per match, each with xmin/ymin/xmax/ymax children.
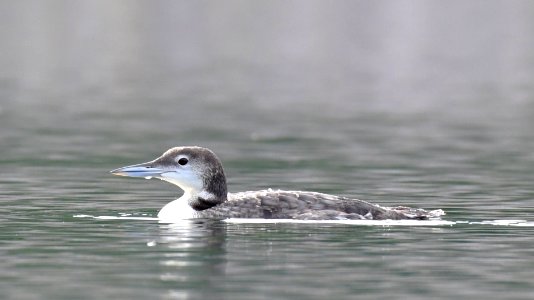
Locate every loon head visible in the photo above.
<box><xmin>111</xmin><ymin>146</ymin><xmax>228</xmax><ymax>206</ymax></box>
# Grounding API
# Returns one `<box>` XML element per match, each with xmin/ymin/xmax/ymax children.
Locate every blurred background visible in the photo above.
<box><xmin>2</xmin><ymin>0</ymin><xmax>534</xmax><ymax>212</ymax></box>
<box><xmin>3</xmin><ymin>0</ymin><xmax>534</xmax><ymax>210</ymax></box>
<box><xmin>3</xmin><ymin>1</ymin><xmax>534</xmax><ymax>299</ymax></box>
<box><xmin>2</xmin><ymin>0</ymin><xmax>534</xmax><ymax>206</ymax></box>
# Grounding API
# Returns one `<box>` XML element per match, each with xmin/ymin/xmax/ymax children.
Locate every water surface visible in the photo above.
<box><xmin>2</xmin><ymin>1</ymin><xmax>534</xmax><ymax>299</ymax></box>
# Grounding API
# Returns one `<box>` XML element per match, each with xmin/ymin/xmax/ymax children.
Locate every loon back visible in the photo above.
<box><xmin>110</xmin><ymin>146</ymin><xmax>444</xmax><ymax>221</ymax></box>
<box><xmin>196</xmin><ymin>190</ymin><xmax>435</xmax><ymax>220</ymax></box>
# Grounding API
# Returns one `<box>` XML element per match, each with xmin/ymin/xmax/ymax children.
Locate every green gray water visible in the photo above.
<box><xmin>2</xmin><ymin>1</ymin><xmax>534</xmax><ymax>299</ymax></box>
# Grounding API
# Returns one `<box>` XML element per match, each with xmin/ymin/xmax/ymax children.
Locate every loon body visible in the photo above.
<box><xmin>111</xmin><ymin>146</ymin><xmax>443</xmax><ymax>222</ymax></box>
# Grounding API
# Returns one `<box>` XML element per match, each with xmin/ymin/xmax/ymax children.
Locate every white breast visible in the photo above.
<box><xmin>157</xmin><ymin>194</ymin><xmax>197</xmax><ymax>222</ymax></box>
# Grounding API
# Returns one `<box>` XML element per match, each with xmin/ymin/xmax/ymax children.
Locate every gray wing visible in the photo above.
<box><xmin>197</xmin><ymin>190</ymin><xmax>436</xmax><ymax>220</ymax></box>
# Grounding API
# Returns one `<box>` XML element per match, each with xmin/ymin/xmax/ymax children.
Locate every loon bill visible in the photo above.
<box><xmin>110</xmin><ymin>146</ymin><xmax>444</xmax><ymax>222</ymax></box>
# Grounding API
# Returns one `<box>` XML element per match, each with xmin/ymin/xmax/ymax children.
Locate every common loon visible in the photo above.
<box><xmin>110</xmin><ymin>146</ymin><xmax>444</xmax><ymax>222</ymax></box>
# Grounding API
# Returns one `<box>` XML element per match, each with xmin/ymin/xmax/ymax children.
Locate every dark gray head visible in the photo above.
<box><xmin>111</xmin><ymin>146</ymin><xmax>227</xmax><ymax>206</ymax></box>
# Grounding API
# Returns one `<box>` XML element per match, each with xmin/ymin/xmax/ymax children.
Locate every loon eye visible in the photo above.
<box><xmin>178</xmin><ymin>157</ymin><xmax>188</xmax><ymax>166</ymax></box>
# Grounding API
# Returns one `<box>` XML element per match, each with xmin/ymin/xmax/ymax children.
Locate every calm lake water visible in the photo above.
<box><xmin>2</xmin><ymin>1</ymin><xmax>534</xmax><ymax>299</ymax></box>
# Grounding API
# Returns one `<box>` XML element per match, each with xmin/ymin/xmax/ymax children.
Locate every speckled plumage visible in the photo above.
<box><xmin>195</xmin><ymin>190</ymin><xmax>436</xmax><ymax>220</ymax></box>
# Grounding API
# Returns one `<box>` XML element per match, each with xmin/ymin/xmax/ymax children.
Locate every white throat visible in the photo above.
<box><xmin>161</xmin><ymin>171</ymin><xmax>203</xmax><ymax>194</ymax></box>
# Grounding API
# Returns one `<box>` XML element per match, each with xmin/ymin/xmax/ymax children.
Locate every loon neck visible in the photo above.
<box><xmin>192</xmin><ymin>164</ymin><xmax>227</xmax><ymax>211</ymax></box>
<box><xmin>160</xmin><ymin>165</ymin><xmax>228</xmax><ymax>211</ymax></box>
<box><xmin>202</xmin><ymin>166</ymin><xmax>227</xmax><ymax>202</ymax></box>
<box><xmin>187</xmin><ymin>190</ymin><xmax>227</xmax><ymax>211</ymax></box>
<box><xmin>157</xmin><ymin>190</ymin><xmax>227</xmax><ymax>221</ymax></box>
